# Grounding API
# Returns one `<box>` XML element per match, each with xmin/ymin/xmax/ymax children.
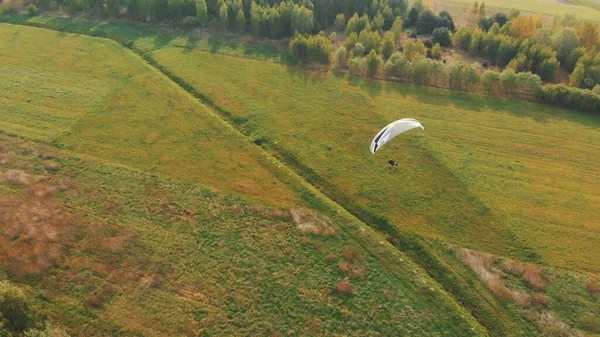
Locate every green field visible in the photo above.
<box><xmin>0</xmin><ymin>24</ymin><xmax>494</xmax><ymax>336</ymax></box>
<box><xmin>0</xmin><ymin>24</ymin><xmax>298</xmax><ymax>206</ymax></box>
<box><xmin>144</xmin><ymin>44</ymin><xmax>600</xmax><ymax>274</ymax></box>
<box><xmin>433</xmin><ymin>0</ymin><xmax>600</xmax><ymax>25</ymax></box>
<box><xmin>1</xmin><ymin>17</ymin><xmax>600</xmax><ymax>336</ymax></box>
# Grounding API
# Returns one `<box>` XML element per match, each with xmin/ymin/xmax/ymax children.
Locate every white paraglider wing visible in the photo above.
<box><xmin>370</xmin><ymin>118</ymin><xmax>424</xmax><ymax>153</ymax></box>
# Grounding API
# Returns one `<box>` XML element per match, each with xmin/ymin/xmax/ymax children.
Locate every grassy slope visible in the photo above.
<box><xmin>0</xmin><ymin>24</ymin><xmax>297</xmax><ymax>207</ymax></box>
<box><xmin>0</xmin><ymin>24</ymin><xmax>493</xmax><ymax>336</ymax></box>
<box><xmin>144</xmin><ymin>46</ymin><xmax>600</xmax><ymax>274</ymax></box>
<box><xmin>0</xmin><ymin>135</ymin><xmax>487</xmax><ymax>336</ymax></box>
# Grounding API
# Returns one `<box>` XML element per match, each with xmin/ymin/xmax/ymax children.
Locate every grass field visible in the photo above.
<box><xmin>0</xmin><ymin>24</ymin><xmax>497</xmax><ymax>336</ymax></box>
<box><xmin>433</xmin><ymin>0</ymin><xmax>600</xmax><ymax>25</ymax></box>
<box><xmin>0</xmin><ymin>134</ymin><xmax>489</xmax><ymax>336</ymax></box>
<box><xmin>143</xmin><ymin>44</ymin><xmax>600</xmax><ymax>274</ymax></box>
<box><xmin>0</xmin><ymin>24</ymin><xmax>297</xmax><ymax>206</ymax></box>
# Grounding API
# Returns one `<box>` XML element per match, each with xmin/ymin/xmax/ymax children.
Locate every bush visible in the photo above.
<box><xmin>431</xmin><ymin>43</ymin><xmax>441</xmax><ymax>59</ymax></box>
<box><xmin>334</xmin><ymin>13</ymin><xmax>345</xmax><ymax>31</ymax></box>
<box><xmin>26</xmin><ymin>3</ymin><xmax>37</xmax><ymax>15</ymax></box>
<box><xmin>423</xmin><ymin>39</ymin><xmax>433</xmax><ymax>49</ymax></box>
<box><xmin>432</xmin><ymin>27</ymin><xmax>451</xmax><ymax>47</ymax></box>
<box><xmin>334</xmin><ymin>279</ymin><xmax>353</xmax><ymax>295</ymax></box>
<box><xmin>0</xmin><ymin>281</ymin><xmax>39</xmax><ymax>334</ymax></box>
<box><xmin>416</xmin><ymin>10</ymin><xmax>441</xmax><ymax>35</ymax></box>
<box><xmin>348</xmin><ymin>57</ymin><xmax>368</xmax><ymax>77</ymax></box>
<box><xmin>587</xmin><ymin>279</ymin><xmax>600</xmax><ymax>294</ymax></box>
<box><xmin>353</xmin><ymin>42</ymin><xmax>365</xmax><ymax>57</ymax></box>
<box><xmin>538</xmin><ymin>84</ymin><xmax>600</xmax><ymax>113</ymax></box>
<box><xmin>332</xmin><ymin>46</ymin><xmax>347</xmax><ymax>69</ymax></box>
<box><xmin>180</xmin><ymin>16</ymin><xmax>199</xmax><ymax>28</ymax></box>
<box><xmin>407</xmin><ymin>29</ymin><xmax>417</xmax><ymax>38</ymax></box>
<box><xmin>49</xmin><ymin>1</ymin><xmax>59</xmax><ymax>10</ymax></box>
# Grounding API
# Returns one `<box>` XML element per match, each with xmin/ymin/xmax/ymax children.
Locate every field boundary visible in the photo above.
<box><xmin>0</xmin><ymin>20</ymin><xmax>538</xmax><ymax>336</ymax></box>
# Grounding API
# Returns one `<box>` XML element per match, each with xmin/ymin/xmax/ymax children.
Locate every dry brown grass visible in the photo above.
<box><xmin>532</xmin><ymin>293</ymin><xmax>551</xmax><ymax>306</ymax></box>
<box><xmin>290</xmin><ymin>208</ymin><xmax>338</xmax><ymax>236</ymax></box>
<box><xmin>343</xmin><ymin>246</ymin><xmax>357</xmax><ymax>261</ymax></box>
<box><xmin>335</xmin><ymin>279</ymin><xmax>352</xmax><ymax>295</ymax></box>
<box><xmin>502</xmin><ymin>259</ymin><xmax>548</xmax><ymax>290</ymax></box>
<box><xmin>338</xmin><ymin>261</ymin><xmax>351</xmax><ymax>273</ymax></box>
<box><xmin>325</xmin><ymin>253</ymin><xmax>337</xmax><ymax>262</ymax></box>
<box><xmin>300</xmin><ymin>236</ymin><xmax>311</xmax><ymax>245</ymax></box>
<box><xmin>4</xmin><ymin>169</ymin><xmax>31</xmax><ymax>185</ymax></box>
<box><xmin>523</xmin><ymin>265</ymin><xmax>547</xmax><ymax>290</ymax></box>
<box><xmin>532</xmin><ymin>312</ymin><xmax>572</xmax><ymax>337</ymax></box>
<box><xmin>43</xmin><ymin>160</ymin><xmax>61</xmax><ymax>172</ymax></box>
<box><xmin>586</xmin><ymin>279</ymin><xmax>600</xmax><ymax>295</ymax></box>
<box><xmin>282</xmin><ymin>247</ymin><xmax>293</xmax><ymax>255</ymax></box>
<box><xmin>305</xmin><ymin>317</ymin><xmax>322</xmax><ymax>335</ymax></box>
<box><xmin>460</xmin><ymin>248</ymin><xmax>532</xmax><ymax>306</ymax></box>
<box><xmin>0</xmin><ymin>186</ymin><xmax>73</xmax><ymax>275</ymax></box>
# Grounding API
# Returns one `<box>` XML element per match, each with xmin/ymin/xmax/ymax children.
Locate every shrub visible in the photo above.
<box><xmin>348</xmin><ymin>57</ymin><xmax>368</xmax><ymax>77</ymax></box>
<box><xmin>49</xmin><ymin>1</ymin><xmax>59</xmax><ymax>10</ymax></box>
<box><xmin>416</xmin><ymin>10</ymin><xmax>441</xmax><ymax>35</ymax></box>
<box><xmin>587</xmin><ymin>279</ymin><xmax>600</xmax><ymax>294</ymax></box>
<box><xmin>432</xmin><ymin>27</ymin><xmax>451</xmax><ymax>47</ymax></box>
<box><xmin>431</xmin><ymin>43</ymin><xmax>441</xmax><ymax>59</ymax></box>
<box><xmin>531</xmin><ymin>293</ymin><xmax>550</xmax><ymax>306</ymax></box>
<box><xmin>332</xmin><ymin>46</ymin><xmax>347</xmax><ymax>69</ymax></box>
<box><xmin>343</xmin><ymin>246</ymin><xmax>357</xmax><ymax>261</ymax></box>
<box><xmin>353</xmin><ymin>42</ymin><xmax>365</xmax><ymax>57</ymax></box>
<box><xmin>423</xmin><ymin>39</ymin><xmax>433</xmax><ymax>49</ymax></box>
<box><xmin>334</xmin><ymin>13</ymin><xmax>345</xmax><ymax>31</ymax></box>
<box><xmin>538</xmin><ymin>84</ymin><xmax>600</xmax><ymax>113</ymax></box>
<box><xmin>0</xmin><ymin>281</ymin><xmax>39</xmax><ymax>334</ymax></box>
<box><xmin>325</xmin><ymin>254</ymin><xmax>337</xmax><ymax>262</ymax></box>
<box><xmin>26</xmin><ymin>3</ymin><xmax>37</xmax><ymax>15</ymax></box>
<box><xmin>481</xmin><ymin>70</ymin><xmax>501</xmax><ymax>93</ymax></box>
<box><xmin>334</xmin><ymin>279</ymin><xmax>352</xmax><ymax>295</ymax></box>
<box><xmin>407</xmin><ymin>29</ymin><xmax>417</xmax><ymax>38</ymax></box>
<box><xmin>180</xmin><ymin>16</ymin><xmax>199</xmax><ymax>28</ymax></box>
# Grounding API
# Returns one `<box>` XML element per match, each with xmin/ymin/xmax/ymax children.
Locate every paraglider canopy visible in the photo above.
<box><xmin>370</xmin><ymin>118</ymin><xmax>424</xmax><ymax>153</ymax></box>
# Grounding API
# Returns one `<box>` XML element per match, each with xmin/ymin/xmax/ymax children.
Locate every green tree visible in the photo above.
<box><xmin>391</xmin><ymin>16</ymin><xmax>403</xmax><ymax>39</ymax></box>
<box><xmin>404</xmin><ymin>39</ymin><xmax>426</xmax><ymax>62</ymax></box>
<box><xmin>358</xmin><ymin>29</ymin><xmax>382</xmax><ymax>54</ymax></box>
<box><xmin>381</xmin><ymin>31</ymin><xmax>395</xmax><ymax>59</ymax></box>
<box><xmin>432</xmin><ymin>27</ymin><xmax>451</xmax><ymax>47</ymax></box>
<box><xmin>334</xmin><ymin>13</ymin><xmax>345</xmax><ymax>31</ymax></box>
<box><xmin>552</xmin><ymin>28</ymin><xmax>579</xmax><ymax>63</ymax></box>
<box><xmin>538</xmin><ymin>57</ymin><xmax>559</xmax><ymax>81</ymax></box>
<box><xmin>291</xmin><ymin>5</ymin><xmax>313</xmax><ymax>34</ymax></box>
<box><xmin>405</xmin><ymin>7</ymin><xmax>419</xmax><ymax>28</ymax></box>
<box><xmin>431</xmin><ymin>43</ymin><xmax>441</xmax><ymax>59</ymax></box>
<box><xmin>235</xmin><ymin>9</ymin><xmax>245</xmax><ymax>31</ymax></box>
<box><xmin>372</xmin><ymin>11</ymin><xmax>385</xmax><ymax>32</ymax></box>
<box><xmin>333</xmin><ymin>46</ymin><xmax>348</xmax><ymax>68</ymax></box>
<box><xmin>196</xmin><ymin>0</ymin><xmax>208</xmax><ymax>26</ymax></box>
<box><xmin>367</xmin><ymin>49</ymin><xmax>382</xmax><ymax>76</ymax></box>
<box><xmin>344</xmin><ymin>32</ymin><xmax>359</xmax><ymax>51</ymax></box>
<box><xmin>481</xmin><ymin>70</ymin><xmax>501</xmax><ymax>93</ymax></box>
<box><xmin>220</xmin><ymin>3</ymin><xmax>229</xmax><ymax>30</ymax></box>
<box><xmin>416</xmin><ymin>9</ymin><xmax>440</xmax><ymax>34</ymax></box>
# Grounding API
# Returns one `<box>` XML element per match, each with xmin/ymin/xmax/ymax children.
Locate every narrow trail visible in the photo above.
<box><xmin>0</xmin><ymin>21</ymin><xmax>498</xmax><ymax>336</ymax></box>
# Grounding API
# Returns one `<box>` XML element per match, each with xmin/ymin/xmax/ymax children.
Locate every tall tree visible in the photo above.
<box><xmin>578</xmin><ymin>22</ymin><xmax>600</xmax><ymax>51</ymax></box>
<box><xmin>220</xmin><ymin>3</ymin><xmax>229</xmax><ymax>30</ymax></box>
<box><xmin>196</xmin><ymin>0</ymin><xmax>208</xmax><ymax>26</ymax></box>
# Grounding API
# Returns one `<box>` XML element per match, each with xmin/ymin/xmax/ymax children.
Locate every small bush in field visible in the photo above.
<box><xmin>325</xmin><ymin>254</ymin><xmax>337</xmax><ymax>262</ymax></box>
<box><xmin>343</xmin><ymin>246</ymin><xmax>357</xmax><ymax>261</ymax></box>
<box><xmin>531</xmin><ymin>293</ymin><xmax>550</xmax><ymax>306</ymax></box>
<box><xmin>335</xmin><ymin>279</ymin><xmax>352</xmax><ymax>295</ymax></box>
<box><xmin>587</xmin><ymin>279</ymin><xmax>599</xmax><ymax>294</ymax></box>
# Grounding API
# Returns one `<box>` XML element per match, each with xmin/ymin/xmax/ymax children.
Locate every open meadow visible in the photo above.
<box><xmin>144</xmin><ymin>43</ymin><xmax>600</xmax><ymax>274</ymax></box>
<box><xmin>433</xmin><ymin>0</ymin><xmax>600</xmax><ymax>25</ymax></box>
<box><xmin>1</xmin><ymin>15</ymin><xmax>600</xmax><ymax>336</ymax></box>
<box><xmin>0</xmin><ymin>23</ymin><xmax>495</xmax><ymax>336</ymax></box>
